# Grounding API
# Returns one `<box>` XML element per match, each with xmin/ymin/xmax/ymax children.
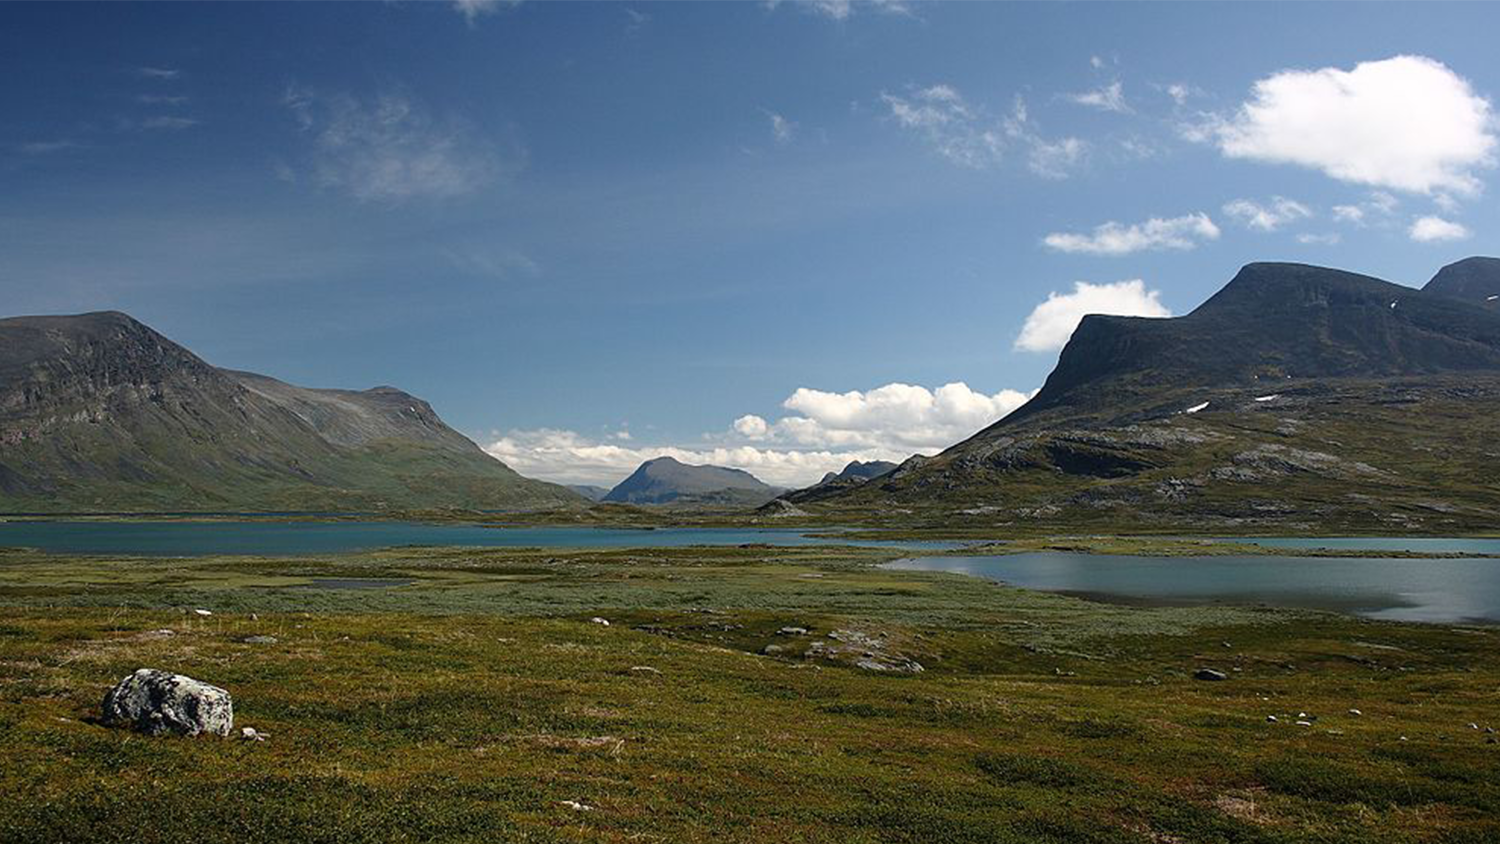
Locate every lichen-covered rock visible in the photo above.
<box><xmin>100</xmin><ymin>669</ymin><xmax>233</xmax><ymax>737</ymax></box>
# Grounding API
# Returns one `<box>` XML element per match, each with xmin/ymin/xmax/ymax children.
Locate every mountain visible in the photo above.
<box><xmin>782</xmin><ymin>460</ymin><xmax>900</xmax><ymax>504</ymax></box>
<box><xmin>603</xmin><ymin>456</ymin><xmax>779</xmax><ymax>506</ymax></box>
<box><xmin>566</xmin><ymin>484</ymin><xmax>610</xmax><ymax>501</ymax></box>
<box><xmin>1425</xmin><ymin>256</ymin><xmax>1500</xmax><ymax>310</ymax></box>
<box><xmin>787</xmin><ymin>260</ymin><xmax>1500</xmax><ymax>533</ymax></box>
<box><xmin>0</xmin><ymin>311</ymin><xmax>581</xmax><ymax>513</ymax></box>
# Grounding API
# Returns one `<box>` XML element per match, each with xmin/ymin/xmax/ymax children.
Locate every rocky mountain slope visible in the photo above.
<box><xmin>784</xmin><ymin>259</ymin><xmax>1500</xmax><ymax>533</ymax></box>
<box><xmin>0</xmin><ymin>311</ymin><xmax>580</xmax><ymax>512</ymax></box>
<box><xmin>604</xmin><ymin>456</ymin><xmax>779</xmax><ymax>506</ymax></box>
<box><xmin>782</xmin><ymin>460</ymin><xmax>899</xmax><ymax>504</ymax></box>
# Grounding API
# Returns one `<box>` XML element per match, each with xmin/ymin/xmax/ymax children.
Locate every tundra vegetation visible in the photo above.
<box><xmin>0</xmin><ymin>543</ymin><xmax>1496</xmax><ymax>843</ymax></box>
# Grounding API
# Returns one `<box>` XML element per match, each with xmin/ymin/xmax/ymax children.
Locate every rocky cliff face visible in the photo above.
<box><xmin>1425</xmin><ymin>256</ymin><xmax>1500</xmax><ymax>310</ymax></box>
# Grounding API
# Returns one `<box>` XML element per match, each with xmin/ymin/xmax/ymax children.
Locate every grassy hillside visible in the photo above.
<box><xmin>0</xmin><ymin>312</ymin><xmax>580</xmax><ymax>513</ymax></box>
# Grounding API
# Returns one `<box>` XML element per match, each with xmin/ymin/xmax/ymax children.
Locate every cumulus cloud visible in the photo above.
<box><xmin>1042</xmin><ymin>213</ymin><xmax>1220</xmax><ymax>256</ymax></box>
<box><xmin>485</xmin><ymin>381</ymin><xmax>1034</xmax><ymax>488</ymax></box>
<box><xmin>776</xmin><ymin>382</ymin><xmax>1033</xmax><ymax>452</ymax></box>
<box><xmin>1015</xmin><ymin>279</ymin><xmax>1172</xmax><ymax>353</ymax></box>
<box><xmin>1409</xmin><ymin>215</ymin><xmax>1471</xmax><ymax>242</ymax></box>
<box><xmin>1202</xmin><ymin>55</ymin><xmax>1496</xmax><ymax>196</ymax></box>
<box><xmin>283</xmin><ymin>86</ymin><xmax>505</xmax><ymax>202</ymax></box>
<box><xmin>734</xmin><ymin>414</ymin><xmax>770</xmax><ymax>439</ymax></box>
<box><xmin>881</xmin><ymin>84</ymin><xmax>1004</xmax><ymax>169</ymax></box>
<box><xmin>1222</xmin><ymin>196</ymin><xmax>1313</xmax><ymax>231</ymax></box>
<box><xmin>1066</xmin><ymin>81</ymin><xmax>1129</xmax><ymax>113</ymax></box>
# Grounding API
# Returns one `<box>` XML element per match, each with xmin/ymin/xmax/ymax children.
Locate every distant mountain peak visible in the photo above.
<box><xmin>604</xmin><ymin>456</ymin><xmax>774</xmax><ymax>506</ymax></box>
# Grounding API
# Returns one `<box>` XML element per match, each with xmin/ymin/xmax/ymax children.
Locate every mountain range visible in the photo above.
<box><xmin>0</xmin><ymin>311</ymin><xmax>580</xmax><ymax>512</ymax></box>
<box><xmin>781</xmin><ymin>258</ymin><xmax>1500</xmax><ymax>533</ymax></box>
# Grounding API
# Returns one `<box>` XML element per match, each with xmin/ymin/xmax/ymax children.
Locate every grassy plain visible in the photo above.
<box><xmin>0</xmin><ymin>543</ymin><xmax>1496</xmax><ymax>843</ymax></box>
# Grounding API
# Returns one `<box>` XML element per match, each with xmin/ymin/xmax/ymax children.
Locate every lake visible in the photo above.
<box><xmin>887</xmin><ymin>553</ymin><xmax>1500</xmax><ymax>624</ymax></box>
<box><xmin>0</xmin><ymin>521</ymin><xmax>961</xmax><ymax>557</ymax></box>
<box><xmin>1218</xmin><ymin>536</ymin><xmax>1500</xmax><ymax>554</ymax></box>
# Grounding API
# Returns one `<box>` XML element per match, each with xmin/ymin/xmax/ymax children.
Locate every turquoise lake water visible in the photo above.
<box><xmin>0</xmin><ymin>521</ymin><xmax>960</xmax><ymax>556</ymax></box>
<box><xmin>1217</xmin><ymin>536</ymin><xmax>1500</xmax><ymax>554</ymax></box>
<box><xmin>887</xmin><ymin>553</ymin><xmax>1500</xmax><ymax>624</ymax></box>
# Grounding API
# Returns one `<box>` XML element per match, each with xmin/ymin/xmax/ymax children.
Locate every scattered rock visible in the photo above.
<box><xmin>1348</xmin><ymin>709</ymin><xmax>1362</xmax><ymax>716</ymax></box>
<box><xmin>589</xmin><ymin>617</ymin><xmax>610</xmax><ymax>626</ymax></box>
<box><xmin>1266</xmin><ymin>715</ymin><xmax>1278</xmax><ymax>723</ymax></box>
<box><xmin>559</xmin><ymin>800</ymin><xmax>595</xmax><ymax>812</ymax></box>
<box><xmin>1194</xmin><ymin>668</ymin><xmax>1229</xmax><ymax>681</ymax></box>
<box><xmin>101</xmin><ymin>669</ymin><xmax>233</xmax><ymax>737</ymax></box>
<box><xmin>777</xmin><ymin>627</ymin><xmax>809</xmax><ymax>635</ymax></box>
<box><xmin>240</xmin><ymin>726</ymin><xmax>267</xmax><ymax>742</ymax></box>
<box><xmin>629</xmin><ymin>666</ymin><xmax>661</xmax><ymax>674</ymax></box>
<box><xmin>761</xmin><ymin>644</ymin><xmax>784</xmax><ymax>655</ymax></box>
<box><xmin>193</xmin><ymin>609</ymin><xmax>213</xmax><ymax>617</ymax></box>
<box><xmin>1295</xmin><ymin>720</ymin><xmax>1312</xmax><ymax>727</ymax></box>
<box><xmin>240</xmin><ymin>635</ymin><xmax>278</xmax><ymax>645</ymax></box>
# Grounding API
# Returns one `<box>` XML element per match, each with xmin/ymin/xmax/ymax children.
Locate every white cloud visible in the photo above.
<box><xmin>734</xmin><ymin>414</ymin><xmax>770</xmax><ymax>439</ymax></box>
<box><xmin>766</xmin><ymin>111</ymin><xmax>795</xmax><ymax>145</ymax></box>
<box><xmin>283</xmin><ymin>86</ymin><xmax>505</xmax><ymax>202</ymax></box>
<box><xmin>767</xmin><ymin>0</ymin><xmax>912</xmax><ymax>21</ymax></box>
<box><xmin>881</xmin><ymin>84</ymin><xmax>1003</xmax><ymax>169</ymax></box>
<box><xmin>1296</xmin><ymin>233</ymin><xmax>1342</xmax><ymax>246</ymax></box>
<box><xmin>1409</xmin><ymin>215</ymin><xmax>1471</xmax><ymax>243</ymax></box>
<box><xmin>485</xmin><ymin>381</ymin><xmax>1035</xmax><ymax>488</ymax></box>
<box><xmin>1166</xmin><ymin>83</ymin><xmax>1193</xmax><ymax>106</ymax></box>
<box><xmin>1222</xmin><ymin>196</ymin><xmax>1313</xmax><ymax>231</ymax></box>
<box><xmin>135</xmin><ymin>66</ymin><xmax>180</xmax><ymax>80</ymax></box>
<box><xmin>452</xmin><ymin>0</ymin><xmax>519</xmax><ymax>25</ymax></box>
<box><xmin>1042</xmin><ymin>213</ymin><xmax>1220</xmax><ymax>256</ymax></box>
<box><xmin>137</xmin><ymin>94</ymin><xmax>188</xmax><ymax>106</ymax></box>
<box><xmin>776</xmin><ymin>382</ymin><xmax>1033</xmax><ymax>452</ymax></box>
<box><xmin>1028</xmin><ymin>136</ymin><xmax>1088</xmax><ymax>179</ymax></box>
<box><xmin>1015</xmin><ymin>279</ymin><xmax>1172</xmax><ymax>353</ymax></box>
<box><xmin>18</xmin><ymin>140</ymin><xmax>83</xmax><ymax>155</ymax></box>
<box><xmin>134</xmin><ymin>116</ymin><xmax>199</xmax><ymax>131</ymax></box>
<box><xmin>1203</xmin><ymin>55</ymin><xmax>1496</xmax><ymax>196</ymax></box>
<box><xmin>1066</xmin><ymin>81</ymin><xmax>1129</xmax><ymax>113</ymax></box>
<box><xmin>1331</xmin><ymin>205</ymin><xmax>1365</xmax><ymax>224</ymax></box>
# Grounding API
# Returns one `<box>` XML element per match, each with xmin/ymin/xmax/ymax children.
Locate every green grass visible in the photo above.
<box><xmin>0</xmin><ymin>544</ymin><xmax>1497</xmax><ymax>842</ymax></box>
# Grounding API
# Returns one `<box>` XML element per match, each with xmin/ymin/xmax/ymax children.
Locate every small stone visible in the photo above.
<box><xmin>240</xmin><ymin>635</ymin><xmax>278</xmax><ymax>645</ymax></box>
<box><xmin>589</xmin><ymin>617</ymin><xmax>610</xmax><ymax>626</ymax></box>
<box><xmin>1469</xmin><ymin>723</ymin><xmax>1480</xmax><ymax>730</ymax></box>
<box><xmin>1266</xmin><ymin>715</ymin><xmax>1278</xmax><ymax>723</ymax></box>
<box><xmin>629</xmin><ymin>666</ymin><xmax>661</xmax><ymax>674</ymax></box>
<box><xmin>761</xmin><ymin>644</ymin><xmax>784</xmax><ymax>655</ymax></box>
<box><xmin>240</xmin><ymin>726</ymin><xmax>266</xmax><ymax>742</ymax></box>
<box><xmin>559</xmin><ymin>800</ymin><xmax>594</xmax><ymax>812</ymax></box>
<box><xmin>193</xmin><ymin>609</ymin><xmax>213</xmax><ymax>617</ymax></box>
<box><xmin>101</xmin><ymin>669</ymin><xmax>233</xmax><ymax>737</ymax></box>
<box><xmin>777</xmin><ymin>627</ymin><xmax>809</xmax><ymax>636</ymax></box>
<box><xmin>1348</xmin><ymin>709</ymin><xmax>1362</xmax><ymax>716</ymax></box>
<box><xmin>1295</xmin><ymin>720</ymin><xmax>1312</xmax><ymax>727</ymax></box>
<box><xmin>1400</xmin><ymin>735</ymin><xmax>1408</xmax><ymax>741</ymax></box>
<box><xmin>1194</xmin><ymin>668</ymin><xmax>1229</xmax><ymax>681</ymax></box>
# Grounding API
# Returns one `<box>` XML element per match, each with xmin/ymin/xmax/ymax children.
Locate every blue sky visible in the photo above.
<box><xmin>3</xmin><ymin>1</ymin><xmax>1497</xmax><ymax>487</ymax></box>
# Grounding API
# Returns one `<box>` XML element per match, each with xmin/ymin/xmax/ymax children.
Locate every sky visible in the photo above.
<box><xmin>3</xmin><ymin>1</ymin><xmax>1498</xmax><ymax>488</ymax></box>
